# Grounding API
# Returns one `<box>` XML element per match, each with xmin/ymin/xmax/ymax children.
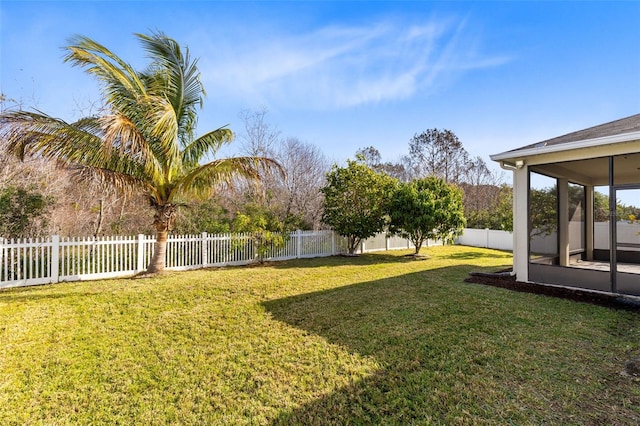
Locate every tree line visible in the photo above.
<box><xmin>0</xmin><ymin>31</ymin><xmax>512</xmax><ymax>272</ymax></box>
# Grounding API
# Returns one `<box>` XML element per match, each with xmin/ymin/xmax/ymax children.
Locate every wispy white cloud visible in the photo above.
<box><xmin>198</xmin><ymin>15</ymin><xmax>510</xmax><ymax>110</ymax></box>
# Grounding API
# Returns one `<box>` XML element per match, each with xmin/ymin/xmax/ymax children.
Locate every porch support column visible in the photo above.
<box><xmin>513</xmin><ymin>166</ymin><xmax>529</xmax><ymax>282</ymax></box>
<box><xmin>585</xmin><ymin>185</ymin><xmax>594</xmax><ymax>260</ymax></box>
<box><xmin>558</xmin><ymin>178</ymin><xmax>570</xmax><ymax>266</ymax></box>
<box><xmin>609</xmin><ymin>156</ymin><xmax>617</xmax><ymax>294</ymax></box>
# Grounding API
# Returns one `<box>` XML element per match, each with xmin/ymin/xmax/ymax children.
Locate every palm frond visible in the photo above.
<box><xmin>136</xmin><ymin>32</ymin><xmax>204</xmax><ymax>145</ymax></box>
<box><xmin>69</xmin><ymin>164</ymin><xmax>155</xmax><ymax>197</ymax></box>
<box><xmin>65</xmin><ymin>35</ymin><xmax>146</xmax><ymax>108</ymax></box>
<box><xmin>1</xmin><ymin>32</ymin><xmax>273</xmax><ymax>224</ymax></box>
<box><xmin>0</xmin><ymin>110</ymin><xmax>98</xmax><ymax>162</ymax></box>
<box><xmin>98</xmin><ymin>112</ymin><xmax>162</xmax><ymax>180</ymax></box>
<box><xmin>137</xmin><ymin>31</ymin><xmax>205</xmax><ymax>104</ymax></box>
<box><xmin>145</xmin><ymin>96</ymin><xmax>179</xmax><ymax>144</ymax></box>
<box><xmin>0</xmin><ymin>110</ymin><xmax>153</xmax><ymax>184</ymax></box>
<box><xmin>181</xmin><ymin>127</ymin><xmax>233</xmax><ymax>166</ymax></box>
<box><xmin>173</xmin><ymin>156</ymin><xmax>283</xmax><ymax>201</ymax></box>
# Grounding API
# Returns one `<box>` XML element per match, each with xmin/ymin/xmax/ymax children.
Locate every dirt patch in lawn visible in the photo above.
<box><xmin>465</xmin><ymin>269</ymin><xmax>640</xmax><ymax>311</ymax></box>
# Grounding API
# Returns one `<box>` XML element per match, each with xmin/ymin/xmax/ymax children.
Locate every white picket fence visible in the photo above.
<box><xmin>0</xmin><ymin>230</ymin><xmax>435</xmax><ymax>289</ymax></box>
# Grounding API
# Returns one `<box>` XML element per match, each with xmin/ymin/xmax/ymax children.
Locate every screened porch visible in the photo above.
<box><xmin>491</xmin><ymin>113</ymin><xmax>640</xmax><ymax>297</ymax></box>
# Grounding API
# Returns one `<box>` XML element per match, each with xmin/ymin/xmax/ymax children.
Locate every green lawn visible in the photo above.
<box><xmin>1</xmin><ymin>246</ymin><xmax>638</xmax><ymax>425</ymax></box>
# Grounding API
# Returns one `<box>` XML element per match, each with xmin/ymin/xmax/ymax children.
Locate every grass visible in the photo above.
<box><xmin>0</xmin><ymin>245</ymin><xmax>638</xmax><ymax>425</ymax></box>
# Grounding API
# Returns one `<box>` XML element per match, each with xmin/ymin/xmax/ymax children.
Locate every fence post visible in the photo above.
<box><xmin>485</xmin><ymin>228</ymin><xmax>490</xmax><ymax>248</ymax></box>
<box><xmin>331</xmin><ymin>231</ymin><xmax>336</xmax><ymax>255</ymax></box>
<box><xmin>296</xmin><ymin>230</ymin><xmax>302</xmax><ymax>258</ymax></box>
<box><xmin>360</xmin><ymin>240</ymin><xmax>365</xmax><ymax>254</ymax></box>
<box><xmin>201</xmin><ymin>232</ymin><xmax>208</xmax><ymax>267</ymax></box>
<box><xmin>51</xmin><ymin>235</ymin><xmax>60</xmax><ymax>284</ymax></box>
<box><xmin>385</xmin><ymin>235</ymin><xmax>390</xmax><ymax>251</ymax></box>
<box><xmin>0</xmin><ymin>237</ymin><xmax>4</xmax><ymax>282</ymax></box>
<box><xmin>137</xmin><ymin>234</ymin><xmax>146</xmax><ymax>273</ymax></box>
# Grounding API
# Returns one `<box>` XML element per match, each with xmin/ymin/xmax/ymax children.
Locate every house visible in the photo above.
<box><xmin>491</xmin><ymin>114</ymin><xmax>640</xmax><ymax>296</ymax></box>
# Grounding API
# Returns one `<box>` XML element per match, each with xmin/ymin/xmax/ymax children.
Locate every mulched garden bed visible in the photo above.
<box><xmin>465</xmin><ymin>269</ymin><xmax>640</xmax><ymax>311</ymax></box>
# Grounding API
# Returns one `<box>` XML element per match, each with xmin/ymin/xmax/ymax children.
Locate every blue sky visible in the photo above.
<box><xmin>2</xmin><ymin>1</ymin><xmax>639</xmax><ymax>173</ymax></box>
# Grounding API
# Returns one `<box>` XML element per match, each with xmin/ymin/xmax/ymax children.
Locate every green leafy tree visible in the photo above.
<box><xmin>321</xmin><ymin>160</ymin><xmax>396</xmax><ymax>254</ymax></box>
<box><xmin>530</xmin><ymin>186</ymin><xmax>558</xmax><ymax>238</ymax></box>
<box><xmin>617</xmin><ymin>202</ymin><xmax>640</xmax><ymax>223</ymax></box>
<box><xmin>465</xmin><ymin>184</ymin><xmax>513</xmax><ymax>231</ymax></box>
<box><xmin>592</xmin><ymin>190</ymin><xmax>634</xmax><ymax>223</ymax></box>
<box><xmin>232</xmin><ymin>203</ymin><xmax>287</xmax><ymax>264</ymax></box>
<box><xmin>173</xmin><ymin>198</ymin><xmax>232</xmax><ymax>235</ymax></box>
<box><xmin>389</xmin><ymin>177</ymin><xmax>465</xmax><ymax>255</ymax></box>
<box><xmin>0</xmin><ymin>32</ymin><xmax>279</xmax><ymax>273</ymax></box>
<box><xmin>594</xmin><ymin>191</ymin><xmax>610</xmax><ymax>222</ymax></box>
<box><xmin>0</xmin><ymin>186</ymin><xmax>51</xmax><ymax>238</ymax></box>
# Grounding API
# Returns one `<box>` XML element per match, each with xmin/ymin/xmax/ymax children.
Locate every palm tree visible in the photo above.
<box><xmin>0</xmin><ymin>32</ymin><xmax>280</xmax><ymax>273</ymax></box>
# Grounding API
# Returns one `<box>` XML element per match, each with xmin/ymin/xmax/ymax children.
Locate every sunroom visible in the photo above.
<box><xmin>491</xmin><ymin>114</ymin><xmax>640</xmax><ymax>296</ymax></box>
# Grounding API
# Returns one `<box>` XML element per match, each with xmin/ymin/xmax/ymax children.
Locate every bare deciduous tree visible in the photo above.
<box><xmin>275</xmin><ymin>137</ymin><xmax>329</xmax><ymax>229</ymax></box>
<box><xmin>232</xmin><ymin>109</ymin><xmax>330</xmax><ymax>229</ymax></box>
<box><xmin>406</xmin><ymin>129</ymin><xmax>469</xmax><ymax>184</ymax></box>
<box><xmin>355</xmin><ymin>146</ymin><xmax>382</xmax><ymax>168</ymax></box>
<box><xmin>356</xmin><ymin>146</ymin><xmax>410</xmax><ymax>182</ymax></box>
<box><xmin>238</xmin><ymin>107</ymin><xmax>280</xmax><ymax>158</ymax></box>
<box><xmin>460</xmin><ymin>156</ymin><xmax>504</xmax><ymax>214</ymax></box>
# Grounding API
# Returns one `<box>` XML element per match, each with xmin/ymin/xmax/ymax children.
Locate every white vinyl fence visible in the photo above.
<box><xmin>360</xmin><ymin>233</ymin><xmax>443</xmax><ymax>252</ymax></box>
<box><xmin>0</xmin><ymin>230</ymin><xmax>429</xmax><ymax>289</ymax></box>
<box><xmin>456</xmin><ymin>228</ymin><xmax>513</xmax><ymax>251</ymax></box>
<box><xmin>456</xmin><ymin>222</ymin><xmax>640</xmax><ymax>253</ymax></box>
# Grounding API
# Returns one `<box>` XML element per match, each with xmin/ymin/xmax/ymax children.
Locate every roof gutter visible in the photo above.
<box><xmin>490</xmin><ymin>130</ymin><xmax>640</xmax><ymax>162</ymax></box>
<box><xmin>498</xmin><ymin>160</ymin><xmax>524</xmax><ymax>171</ymax></box>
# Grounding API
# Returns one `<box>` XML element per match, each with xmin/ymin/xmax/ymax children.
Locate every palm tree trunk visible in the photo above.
<box><xmin>147</xmin><ymin>203</ymin><xmax>177</xmax><ymax>273</ymax></box>
<box><xmin>147</xmin><ymin>229</ymin><xmax>168</xmax><ymax>273</ymax></box>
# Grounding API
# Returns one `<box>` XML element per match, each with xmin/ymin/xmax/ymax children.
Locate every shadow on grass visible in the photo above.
<box><xmin>0</xmin><ymin>283</ymin><xmax>99</xmax><ymax>302</ymax></box>
<box><xmin>270</xmin><ymin>246</ymin><xmax>505</xmax><ymax>270</ymax></box>
<box><xmin>262</xmin><ymin>264</ymin><xmax>532</xmax><ymax>424</ymax></box>
<box><xmin>444</xmin><ymin>249</ymin><xmax>512</xmax><ymax>260</ymax></box>
<box><xmin>262</xmin><ymin>261</ymin><xmax>640</xmax><ymax>425</ymax></box>
<box><xmin>270</xmin><ymin>251</ymin><xmax>417</xmax><ymax>269</ymax></box>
